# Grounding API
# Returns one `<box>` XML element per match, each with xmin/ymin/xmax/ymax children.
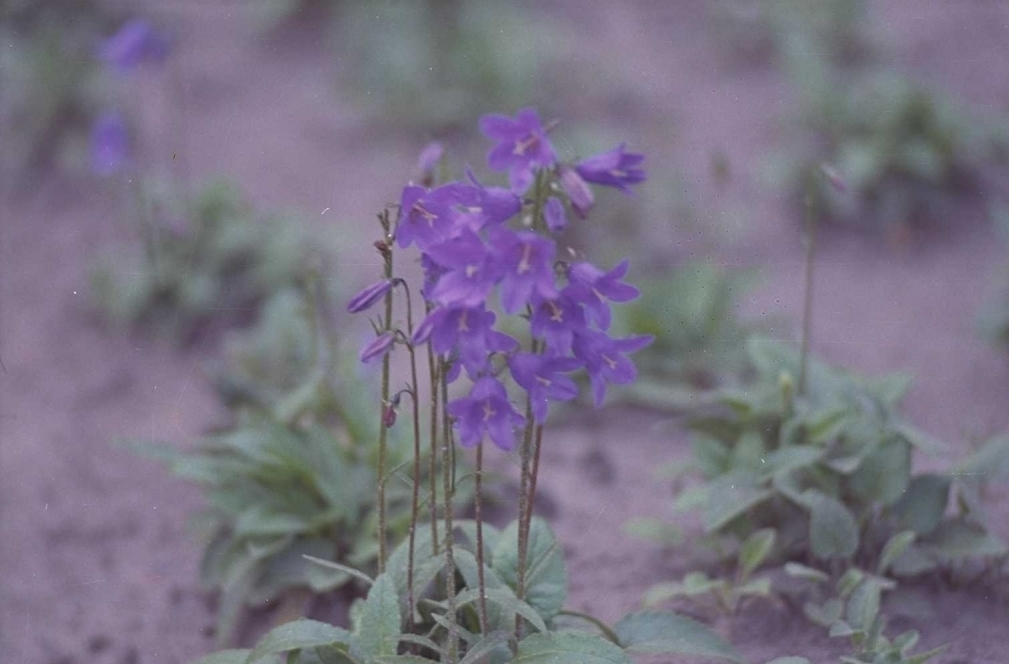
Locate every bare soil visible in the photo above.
<box><xmin>3</xmin><ymin>3</ymin><xmax>1009</xmax><ymax>664</ymax></box>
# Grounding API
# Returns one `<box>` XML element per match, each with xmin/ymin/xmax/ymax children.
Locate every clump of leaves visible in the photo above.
<box><xmin>0</xmin><ymin>0</ymin><xmax>116</xmax><ymax>180</ymax></box>
<box><xmin>91</xmin><ymin>179</ymin><xmax>317</xmax><ymax>344</ymax></box>
<box><xmin>779</xmin><ymin>536</ymin><xmax>948</xmax><ymax>664</ymax></box>
<box><xmin>127</xmin><ymin>285</ymin><xmax>443</xmax><ymax>645</ymax></box>
<box><xmin>644</xmin><ymin>528</ymin><xmax>777</xmax><ymax>617</ymax></box>
<box><xmin>193</xmin><ymin>518</ymin><xmax>745</xmax><ymax>664</ymax></box>
<box><xmin>607</xmin><ymin>262</ymin><xmax>761</xmax><ymax>410</ymax></box>
<box><xmin>675</xmin><ymin>338</ymin><xmax>1009</xmax><ymax>573</ymax></box>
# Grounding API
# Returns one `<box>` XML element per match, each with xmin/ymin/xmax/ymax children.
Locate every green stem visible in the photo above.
<box><xmin>403</xmin><ymin>285</ymin><xmax>422</xmax><ymax>632</ymax></box>
<box><xmin>514</xmin><ymin>394</ymin><xmax>535</xmax><ymax>642</ymax></box>
<box><xmin>376</xmin><ymin>213</ymin><xmax>394</xmax><ymax>574</ymax></box>
<box><xmin>798</xmin><ymin>182</ymin><xmax>818</xmax><ymax>397</ymax></box>
<box><xmin>440</xmin><ymin>360</ymin><xmax>459</xmax><ymax>664</ymax></box>
<box><xmin>556</xmin><ymin>610</ymin><xmax>620</xmax><ymax>645</ymax></box>
<box><xmin>428</xmin><ymin>344</ymin><xmax>440</xmax><ymax>555</ymax></box>
<box><xmin>474</xmin><ymin>444</ymin><xmax>489</xmax><ymax>634</ymax></box>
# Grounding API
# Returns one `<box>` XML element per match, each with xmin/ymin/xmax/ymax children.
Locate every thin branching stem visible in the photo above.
<box><xmin>440</xmin><ymin>360</ymin><xmax>459</xmax><ymax>664</ymax></box>
<box><xmin>474</xmin><ymin>444</ymin><xmax>489</xmax><ymax>634</ymax></box>
<box><xmin>376</xmin><ymin>213</ymin><xmax>394</xmax><ymax>574</ymax></box>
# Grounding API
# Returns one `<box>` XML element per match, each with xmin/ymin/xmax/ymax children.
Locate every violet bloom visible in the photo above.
<box><xmin>565</xmin><ymin>259</ymin><xmax>640</xmax><ymax>330</ymax></box>
<box><xmin>572</xmin><ymin>329</ymin><xmax>653</xmax><ymax>407</ymax></box>
<box><xmin>396</xmin><ymin>183</ymin><xmax>468</xmax><ymax>250</ymax></box>
<box><xmin>360</xmin><ymin>331</ymin><xmax>395</xmax><ymax>363</ymax></box>
<box><xmin>544</xmin><ymin>197</ymin><xmax>567</xmax><ymax>234</ymax></box>
<box><xmin>488</xmin><ymin>227</ymin><xmax>558</xmax><ymax>314</ymax></box>
<box><xmin>99</xmin><ymin>19</ymin><xmax>169</xmax><ymax>73</ymax></box>
<box><xmin>413</xmin><ymin>304</ymin><xmax>517</xmax><ymax>377</ymax></box>
<box><xmin>509</xmin><ymin>353</ymin><xmax>581</xmax><ymax>424</ymax></box>
<box><xmin>418</xmin><ymin>141</ymin><xmax>444</xmax><ymax>173</ymax></box>
<box><xmin>529</xmin><ymin>293</ymin><xmax>585</xmax><ymax>356</ymax></box>
<box><xmin>347</xmin><ymin>279</ymin><xmax>393</xmax><ymax>313</ymax></box>
<box><xmin>91</xmin><ymin>112</ymin><xmax>129</xmax><ymax>176</ymax></box>
<box><xmin>479</xmin><ymin>108</ymin><xmax>557</xmax><ymax>193</ymax></box>
<box><xmin>456</xmin><ymin>169</ymin><xmax>521</xmax><ymax>231</ymax></box>
<box><xmin>425</xmin><ymin>228</ymin><xmax>500</xmax><ymax>307</ymax></box>
<box><xmin>447</xmin><ymin>376</ymin><xmax>524</xmax><ymax>451</ymax></box>
<box><xmin>575</xmin><ymin>143</ymin><xmax>645</xmax><ymax>193</ymax></box>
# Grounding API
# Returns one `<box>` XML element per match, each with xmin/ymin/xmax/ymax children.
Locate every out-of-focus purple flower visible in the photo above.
<box><xmin>575</xmin><ymin>143</ymin><xmax>645</xmax><ymax>193</ymax></box>
<box><xmin>99</xmin><ymin>19</ymin><xmax>170</xmax><ymax>73</ymax></box>
<box><xmin>418</xmin><ymin>141</ymin><xmax>444</xmax><ymax>173</ymax></box>
<box><xmin>396</xmin><ymin>182</ymin><xmax>468</xmax><ymax>250</ymax></box>
<box><xmin>446</xmin><ymin>376</ymin><xmax>524</xmax><ymax>450</ymax></box>
<box><xmin>425</xmin><ymin>228</ymin><xmax>500</xmax><ymax>307</ymax></box>
<box><xmin>91</xmin><ymin>112</ymin><xmax>129</xmax><ymax>176</ymax></box>
<box><xmin>559</xmin><ymin>166</ymin><xmax>594</xmax><ymax>218</ymax></box>
<box><xmin>529</xmin><ymin>293</ymin><xmax>585</xmax><ymax>356</ymax></box>
<box><xmin>413</xmin><ymin>304</ymin><xmax>517</xmax><ymax>377</ymax></box>
<box><xmin>572</xmin><ymin>329</ymin><xmax>653</xmax><ymax>407</ymax></box>
<box><xmin>509</xmin><ymin>353</ymin><xmax>581</xmax><ymax>424</ymax></box>
<box><xmin>544</xmin><ymin>197</ymin><xmax>567</xmax><ymax>234</ymax></box>
<box><xmin>347</xmin><ymin>279</ymin><xmax>394</xmax><ymax>313</ymax></box>
<box><xmin>488</xmin><ymin>228</ymin><xmax>558</xmax><ymax>314</ymax></box>
<box><xmin>360</xmin><ymin>331</ymin><xmax>395</xmax><ymax>363</ymax></box>
<box><xmin>565</xmin><ymin>259</ymin><xmax>639</xmax><ymax>330</ymax></box>
<box><xmin>479</xmin><ymin>108</ymin><xmax>557</xmax><ymax>193</ymax></box>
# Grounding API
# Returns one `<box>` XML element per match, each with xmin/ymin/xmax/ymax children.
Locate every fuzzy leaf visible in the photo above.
<box><xmin>919</xmin><ymin>518</ymin><xmax>1008</xmax><ymax>559</ymax></box>
<box><xmin>353</xmin><ymin>573</ymin><xmax>401</xmax><ymax>661</ymax></box>
<box><xmin>458</xmin><ymin>631</ymin><xmax>512</xmax><ymax>664</ymax></box>
<box><xmin>190</xmin><ymin>650</ymin><xmax>252</xmax><ymax>664</ymax></box>
<box><xmin>877</xmin><ymin>531</ymin><xmax>916</xmax><ymax>576</ymax></box>
<box><xmin>492</xmin><ymin>517</ymin><xmax>567</xmax><ymax>621</ymax></box>
<box><xmin>513</xmin><ymin>632</ymin><xmax>632</xmax><ymax>664</ymax></box>
<box><xmin>809</xmin><ymin>492</ymin><xmax>859</xmax><ymax>560</ymax></box>
<box><xmin>453</xmin><ymin>587</ymin><xmax>547</xmax><ymax>634</ymax></box>
<box><xmin>784</xmin><ymin>562</ymin><xmax>829</xmax><ymax>584</ymax></box>
<box><xmin>739</xmin><ymin>528</ymin><xmax>776</xmax><ymax>579</ymax></box>
<box><xmin>956</xmin><ymin>435</ymin><xmax>1009</xmax><ymax>484</ymax></box>
<box><xmin>246</xmin><ymin>620</ymin><xmax>353</xmax><ymax>664</ymax></box>
<box><xmin>845</xmin><ymin>579</ymin><xmax>881</xmax><ymax>631</ymax></box>
<box><xmin>849</xmin><ymin>438</ymin><xmax>910</xmax><ymax>506</ymax></box>
<box><xmin>614</xmin><ymin>610</ymin><xmax>743</xmax><ymax>662</ymax></box>
<box><xmin>803</xmin><ymin>598</ymin><xmax>843</xmax><ymax>627</ymax></box>
<box><xmin>892</xmin><ymin>474</ymin><xmax>951</xmax><ymax>535</ymax></box>
<box><xmin>704</xmin><ymin>472</ymin><xmax>773</xmax><ymax>532</ymax></box>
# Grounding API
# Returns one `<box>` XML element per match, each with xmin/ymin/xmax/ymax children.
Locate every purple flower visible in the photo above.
<box><xmin>425</xmin><ymin>228</ymin><xmax>500</xmax><ymax>307</ymax></box>
<box><xmin>91</xmin><ymin>112</ymin><xmax>129</xmax><ymax>176</ymax></box>
<box><xmin>559</xmin><ymin>166</ymin><xmax>594</xmax><ymax>219</ymax></box>
<box><xmin>509</xmin><ymin>353</ymin><xmax>581</xmax><ymax>424</ymax></box>
<box><xmin>447</xmin><ymin>376</ymin><xmax>524</xmax><ymax>450</ymax></box>
<box><xmin>418</xmin><ymin>141</ymin><xmax>444</xmax><ymax>173</ymax></box>
<box><xmin>572</xmin><ymin>330</ymin><xmax>653</xmax><ymax>407</ymax></box>
<box><xmin>565</xmin><ymin>259</ymin><xmax>640</xmax><ymax>330</ymax></box>
<box><xmin>360</xmin><ymin>331</ymin><xmax>395</xmax><ymax>363</ymax></box>
<box><xmin>529</xmin><ymin>293</ymin><xmax>585</xmax><ymax>356</ymax></box>
<box><xmin>575</xmin><ymin>143</ymin><xmax>645</xmax><ymax>193</ymax></box>
<box><xmin>544</xmin><ymin>197</ymin><xmax>567</xmax><ymax>234</ymax></box>
<box><xmin>396</xmin><ymin>183</ymin><xmax>468</xmax><ymax>250</ymax></box>
<box><xmin>479</xmin><ymin>108</ymin><xmax>557</xmax><ymax>193</ymax></box>
<box><xmin>347</xmin><ymin>279</ymin><xmax>393</xmax><ymax>313</ymax></box>
<box><xmin>99</xmin><ymin>19</ymin><xmax>170</xmax><ymax>73</ymax></box>
<box><xmin>457</xmin><ymin>169</ymin><xmax>521</xmax><ymax>231</ymax></box>
<box><xmin>489</xmin><ymin>228</ymin><xmax>558</xmax><ymax>314</ymax></box>
<box><xmin>413</xmin><ymin>304</ymin><xmax>517</xmax><ymax>377</ymax></box>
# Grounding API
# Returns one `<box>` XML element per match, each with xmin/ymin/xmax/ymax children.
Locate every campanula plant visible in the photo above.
<box><xmin>190</xmin><ymin>110</ymin><xmax>743</xmax><ymax>664</ymax></box>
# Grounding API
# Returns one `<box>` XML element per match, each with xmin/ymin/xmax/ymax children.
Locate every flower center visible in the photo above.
<box><xmin>535</xmin><ymin>375</ymin><xmax>552</xmax><ymax>387</ymax></box>
<box><xmin>602</xmin><ymin>354</ymin><xmax>618</xmax><ymax>370</ymax></box>
<box><xmin>482</xmin><ymin>400</ymin><xmax>496</xmax><ymax>421</ymax></box>
<box><xmin>513</xmin><ymin>133</ymin><xmax>540</xmax><ymax>156</ymax></box>
<box><xmin>457</xmin><ymin>310</ymin><xmax>469</xmax><ymax>332</ymax></box>
<box><xmin>517</xmin><ymin>243</ymin><xmax>532</xmax><ymax>275</ymax></box>
<box><xmin>548</xmin><ymin>301</ymin><xmax>564</xmax><ymax>323</ymax></box>
<box><xmin>466</xmin><ymin>265</ymin><xmax>478</xmax><ymax>278</ymax></box>
<box><xmin>413</xmin><ymin>201</ymin><xmax>438</xmax><ymax>226</ymax></box>
<box><xmin>610</xmin><ymin>169</ymin><xmax>626</xmax><ymax>178</ymax></box>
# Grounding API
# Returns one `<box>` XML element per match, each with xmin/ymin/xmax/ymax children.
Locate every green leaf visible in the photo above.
<box><xmin>804</xmin><ymin>407</ymin><xmax>854</xmax><ymax>444</ymax></box>
<box><xmin>877</xmin><ymin>531</ymin><xmax>916</xmax><ymax>576</ymax></box>
<box><xmin>458</xmin><ymin>631</ymin><xmax>512</xmax><ymax>664</ymax></box>
<box><xmin>353</xmin><ymin>573</ymin><xmax>401</xmax><ymax>661</ymax></box>
<box><xmin>623</xmin><ymin>517</ymin><xmax>682</xmax><ymax>546</ymax></box>
<box><xmin>374</xmin><ymin>658</ymin><xmax>436</xmax><ymax>664</ymax></box>
<box><xmin>453</xmin><ymin>586</ymin><xmax>548</xmax><ymax>634</ymax></box>
<box><xmin>703</xmin><ymin>472</ymin><xmax>773</xmax><ymax>532</ymax></box>
<box><xmin>491</xmin><ymin>517</ymin><xmax>567</xmax><ymax>621</ymax></box>
<box><xmin>893</xmin><ymin>422</ymin><xmax>948</xmax><ymax>456</ymax></box>
<box><xmin>901</xmin><ymin>644</ymin><xmax>949</xmax><ymax>664</ymax></box>
<box><xmin>513</xmin><ymin>631</ymin><xmax>632</xmax><ymax>664</ymax></box>
<box><xmin>808</xmin><ymin>492</ymin><xmax>859</xmax><ymax>560</ymax></box>
<box><xmin>246</xmin><ymin>620</ymin><xmax>353</xmax><ymax>664</ymax></box>
<box><xmin>956</xmin><ymin>435</ymin><xmax>1009</xmax><ymax>484</ymax></box>
<box><xmin>803</xmin><ymin>598</ymin><xmax>843</xmax><ymax>627</ymax></box>
<box><xmin>784</xmin><ymin>562</ymin><xmax>829</xmax><ymax>584</ymax></box>
<box><xmin>190</xmin><ymin>650</ymin><xmax>252</xmax><ymax>664</ymax></box>
<box><xmin>303</xmin><ymin>555</ymin><xmax>374</xmax><ymax>587</ymax></box>
<box><xmin>764</xmin><ymin>658</ymin><xmax>812</xmax><ymax>664</ymax></box>
<box><xmin>614</xmin><ymin>610</ymin><xmax>743</xmax><ymax>662</ymax></box>
<box><xmin>845</xmin><ymin>579</ymin><xmax>881</xmax><ymax>631</ymax></box>
<box><xmin>891</xmin><ymin>474</ymin><xmax>950</xmax><ymax>535</ymax></box>
<box><xmin>849</xmin><ymin>438</ymin><xmax>910</xmax><ymax>506</ymax></box>
<box><xmin>454</xmin><ymin>520</ymin><xmax>502</xmax><ymax>563</ymax></box>
<box><xmin>919</xmin><ymin>518</ymin><xmax>1008</xmax><ymax>559</ymax></box>
<box><xmin>738</xmin><ymin>528</ymin><xmax>776</xmax><ymax>580</ymax></box>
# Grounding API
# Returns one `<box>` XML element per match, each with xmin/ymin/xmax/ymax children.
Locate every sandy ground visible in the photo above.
<box><xmin>3</xmin><ymin>3</ymin><xmax>1009</xmax><ymax>663</ymax></box>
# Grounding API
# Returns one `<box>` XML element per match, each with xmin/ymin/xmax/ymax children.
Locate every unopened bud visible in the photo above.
<box><xmin>383</xmin><ymin>404</ymin><xmax>397</xmax><ymax>428</ymax></box>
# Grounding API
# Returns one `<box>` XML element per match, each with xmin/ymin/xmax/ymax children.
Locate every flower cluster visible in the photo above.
<box><xmin>349</xmin><ymin>109</ymin><xmax>652</xmax><ymax>452</ymax></box>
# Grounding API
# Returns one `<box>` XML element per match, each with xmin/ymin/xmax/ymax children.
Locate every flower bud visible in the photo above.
<box><xmin>360</xmin><ymin>331</ymin><xmax>395</xmax><ymax>363</ymax></box>
<box><xmin>559</xmin><ymin>166</ymin><xmax>594</xmax><ymax>219</ymax></box>
<box><xmin>347</xmin><ymin>279</ymin><xmax>393</xmax><ymax>314</ymax></box>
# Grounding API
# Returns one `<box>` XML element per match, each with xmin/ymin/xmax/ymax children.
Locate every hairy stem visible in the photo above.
<box><xmin>376</xmin><ymin>216</ymin><xmax>394</xmax><ymax>574</ymax></box>
<box><xmin>427</xmin><ymin>345</ymin><xmax>440</xmax><ymax>555</ymax></box>
<box><xmin>404</xmin><ymin>285</ymin><xmax>421</xmax><ymax>632</ymax></box>
<box><xmin>514</xmin><ymin>395</ymin><xmax>535</xmax><ymax>642</ymax></box>
<box><xmin>474</xmin><ymin>444</ymin><xmax>489</xmax><ymax>634</ymax></box>
<box><xmin>440</xmin><ymin>361</ymin><xmax>459</xmax><ymax>664</ymax></box>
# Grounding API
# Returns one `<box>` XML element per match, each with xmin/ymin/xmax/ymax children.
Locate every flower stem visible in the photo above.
<box><xmin>376</xmin><ymin>213</ymin><xmax>394</xmax><ymax>574</ymax></box>
<box><xmin>404</xmin><ymin>285</ymin><xmax>422</xmax><ymax>632</ymax></box>
<box><xmin>427</xmin><ymin>345</ymin><xmax>440</xmax><ymax>555</ymax></box>
<box><xmin>514</xmin><ymin>395</ymin><xmax>535</xmax><ymax>642</ymax></box>
<box><xmin>474</xmin><ymin>444</ymin><xmax>489</xmax><ymax>635</ymax></box>
<box><xmin>440</xmin><ymin>360</ymin><xmax>459</xmax><ymax>664</ymax></box>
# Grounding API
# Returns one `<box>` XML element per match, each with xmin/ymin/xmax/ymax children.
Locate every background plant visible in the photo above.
<box><xmin>91</xmin><ymin>178</ymin><xmax>318</xmax><ymax>344</ymax></box>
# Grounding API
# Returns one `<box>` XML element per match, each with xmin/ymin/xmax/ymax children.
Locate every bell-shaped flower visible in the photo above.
<box><xmin>447</xmin><ymin>376</ymin><xmax>524</xmax><ymax>451</ymax></box>
<box><xmin>529</xmin><ymin>292</ymin><xmax>585</xmax><ymax>356</ymax></box>
<box><xmin>413</xmin><ymin>304</ymin><xmax>517</xmax><ymax>377</ymax></box>
<box><xmin>396</xmin><ymin>182</ymin><xmax>469</xmax><ymax>250</ymax></box>
<box><xmin>425</xmin><ymin>228</ymin><xmax>501</xmax><ymax>308</ymax></box>
<box><xmin>479</xmin><ymin>108</ymin><xmax>557</xmax><ymax>193</ymax></box>
<box><xmin>565</xmin><ymin>259</ymin><xmax>639</xmax><ymax>330</ymax></box>
<box><xmin>575</xmin><ymin>143</ymin><xmax>645</xmax><ymax>193</ymax></box>
<box><xmin>509</xmin><ymin>353</ymin><xmax>582</xmax><ymax>424</ymax></box>
<box><xmin>91</xmin><ymin>112</ymin><xmax>129</xmax><ymax>176</ymax></box>
<box><xmin>572</xmin><ymin>329</ymin><xmax>653</xmax><ymax>407</ymax></box>
<box><xmin>489</xmin><ymin>228</ymin><xmax>558</xmax><ymax>314</ymax></box>
<box><xmin>559</xmin><ymin>166</ymin><xmax>595</xmax><ymax>219</ymax></box>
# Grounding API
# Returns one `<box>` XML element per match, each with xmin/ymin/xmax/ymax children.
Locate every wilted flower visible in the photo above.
<box><xmin>91</xmin><ymin>112</ymin><xmax>129</xmax><ymax>176</ymax></box>
<box><xmin>576</xmin><ymin>143</ymin><xmax>646</xmax><ymax>193</ymax></box>
<box><xmin>446</xmin><ymin>376</ymin><xmax>524</xmax><ymax>450</ymax></box>
<box><xmin>360</xmin><ymin>331</ymin><xmax>395</xmax><ymax>364</ymax></box>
